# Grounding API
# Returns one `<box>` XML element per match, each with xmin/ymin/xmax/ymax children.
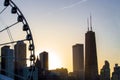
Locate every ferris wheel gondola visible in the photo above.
<box><xmin>0</xmin><ymin>0</ymin><xmax>36</xmax><ymax>80</ymax></box>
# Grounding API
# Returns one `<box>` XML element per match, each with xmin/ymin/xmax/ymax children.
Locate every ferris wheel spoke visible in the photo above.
<box><xmin>0</xmin><ymin>39</ymin><xmax>27</xmax><ymax>46</ymax></box>
<box><xmin>0</xmin><ymin>0</ymin><xmax>36</xmax><ymax>79</ymax></box>
<box><xmin>7</xmin><ymin>28</ymin><xmax>14</xmax><ymax>42</ymax></box>
<box><xmin>0</xmin><ymin>7</ymin><xmax>8</xmax><ymax>15</ymax></box>
<box><xmin>0</xmin><ymin>21</ymin><xmax>19</xmax><ymax>33</ymax></box>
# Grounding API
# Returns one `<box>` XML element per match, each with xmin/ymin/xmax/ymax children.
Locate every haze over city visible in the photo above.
<box><xmin>0</xmin><ymin>0</ymin><xmax>120</xmax><ymax>74</ymax></box>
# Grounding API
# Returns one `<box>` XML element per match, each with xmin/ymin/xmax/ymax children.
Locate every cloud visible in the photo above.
<box><xmin>61</xmin><ymin>0</ymin><xmax>87</xmax><ymax>10</ymax></box>
<box><xmin>44</xmin><ymin>0</ymin><xmax>88</xmax><ymax>16</ymax></box>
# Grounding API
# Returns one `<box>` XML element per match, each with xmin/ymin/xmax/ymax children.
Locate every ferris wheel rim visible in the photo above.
<box><xmin>4</xmin><ymin>0</ymin><xmax>36</xmax><ymax>62</ymax></box>
<box><xmin>0</xmin><ymin>0</ymin><xmax>36</xmax><ymax>79</ymax></box>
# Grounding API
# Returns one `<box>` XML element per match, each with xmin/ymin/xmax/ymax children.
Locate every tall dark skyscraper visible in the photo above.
<box><xmin>85</xmin><ymin>16</ymin><xmax>99</xmax><ymax>80</ymax></box>
<box><xmin>14</xmin><ymin>41</ymin><xmax>27</xmax><ymax>80</ymax></box>
<box><xmin>1</xmin><ymin>46</ymin><xmax>14</xmax><ymax>78</ymax></box>
<box><xmin>111</xmin><ymin>64</ymin><xmax>120</xmax><ymax>80</ymax></box>
<box><xmin>73</xmin><ymin>44</ymin><xmax>84</xmax><ymax>80</ymax></box>
<box><xmin>100</xmin><ymin>60</ymin><xmax>110</xmax><ymax>80</ymax></box>
<box><xmin>40</xmin><ymin>51</ymin><xmax>48</xmax><ymax>70</ymax></box>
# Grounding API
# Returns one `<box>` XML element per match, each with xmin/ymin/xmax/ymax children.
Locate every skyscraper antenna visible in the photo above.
<box><xmin>87</xmin><ymin>18</ymin><xmax>89</xmax><ymax>31</ymax></box>
<box><xmin>90</xmin><ymin>13</ymin><xmax>92</xmax><ymax>31</ymax></box>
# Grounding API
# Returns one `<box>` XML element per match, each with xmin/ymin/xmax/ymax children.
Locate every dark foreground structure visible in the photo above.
<box><xmin>85</xmin><ymin>28</ymin><xmax>99</xmax><ymax>80</ymax></box>
<box><xmin>85</xmin><ymin>16</ymin><xmax>99</xmax><ymax>80</ymax></box>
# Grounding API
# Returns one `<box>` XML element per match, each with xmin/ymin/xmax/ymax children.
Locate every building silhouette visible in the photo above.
<box><xmin>40</xmin><ymin>51</ymin><xmax>48</xmax><ymax>71</ymax></box>
<box><xmin>85</xmin><ymin>16</ymin><xmax>99</xmax><ymax>80</ymax></box>
<box><xmin>50</xmin><ymin>68</ymin><xmax>68</xmax><ymax>80</ymax></box>
<box><xmin>100</xmin><ymin>60</ymin><xmax>110</xmax><ymax>80</ymax></box>
<box><xmin>1</xmin><ymin>46</ymin><xmax>14</xmax><ymax>78</ymax></box>
<box><xmin>35</xmin><ymin>56</ymin><xmax>41</xmax><ymax>69</ymax></box>
<box><xmin>14</xmin><ymin>41</ymin><xmax>27</xmax><ymax>80</ymax></box>
<box><xmin>35</xmin><ymin>56</ymin><xmax>42</xmax><ymax>80</ymax></box>
<box><xmin>111</xmin><ymin>64</ymin><xmax>120</xmax><ymax>80</ymax></box>
<box><xmin>72</xmin><ymin>44</ymin><xmax>84</xmax><ymax>80</ymax></box>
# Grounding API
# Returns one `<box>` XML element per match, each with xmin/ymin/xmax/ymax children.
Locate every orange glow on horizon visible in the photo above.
<box><xmin>36</xmin><ymin>49</ymin><xmax>63</xmax><ymax>70</ymax></box>
<box><xmin>49</xmin><ymin>53</ymin><xmax>62</xmax><ymax>70</ymax></box>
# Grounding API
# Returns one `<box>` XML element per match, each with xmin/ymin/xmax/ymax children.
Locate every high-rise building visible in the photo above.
<box><xmin>100</xmin><ymin>60</ymin><xmax>110</xmax><ymax>80</ymax></box>
<box><xmin>14</xmin><ymin>41</ymin><xmax>27</xmax><ymax>80</ymax></box>
<box><xmin>40</xmin><ymin>51</ymin><xmax>48</xmax><ymax>70</ymax></box>
<box><xmin>85</xmin><ymin>16</ymin><xmax>99</xmax><ymax>80</ymax></box>
<box><xmin>1</xmin><ymin>46</ymin><xmax>14</xmax><ymax>78</ymax></box>
<box><xmin>111</xmin><ymin>64</ymin><xmax>120</xmax><ymax>80</ymax></box>
<box><xmin>72</xmin><ymin>44</ymin><xmax>84</xmax><ymax>80</ymax></box>
<box><xmin>35</xmin><ymin>56</ymin><xmax>41</xmax><ymax>69</ymax></box>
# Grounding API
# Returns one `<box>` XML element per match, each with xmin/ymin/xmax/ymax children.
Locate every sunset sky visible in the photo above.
<box><xmin>0</xmin><ymin>0</ymin><xmax>120</xmax><ymax>74</ymax></box>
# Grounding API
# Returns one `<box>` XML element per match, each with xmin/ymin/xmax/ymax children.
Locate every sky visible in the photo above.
<box><xmin>0</xmin><ymin>0</ymin><xmax>120</xmax><ymax>74</ymax></box>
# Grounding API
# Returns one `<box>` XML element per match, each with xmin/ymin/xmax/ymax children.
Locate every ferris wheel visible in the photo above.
<box><xmin>0</xmin><ymin>0</ymin><xmax>36</xmax><ymax>80</ymax></box>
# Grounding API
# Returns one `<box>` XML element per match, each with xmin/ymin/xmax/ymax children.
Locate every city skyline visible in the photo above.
<box><xmin>0</xmin><ymin>0</ymin><xmax>120</xmax><ymax>74</ymax></box>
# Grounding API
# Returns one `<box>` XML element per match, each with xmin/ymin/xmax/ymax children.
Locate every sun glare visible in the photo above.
<box><xmin>36</xmin><ymin>49</ymin><xmax>63</xmax><ymax>70</ymax></box>
<box><xmin>49</xmin><ymin>52</ymin><xmax>62</xmax><ymax>70</ymax></box>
